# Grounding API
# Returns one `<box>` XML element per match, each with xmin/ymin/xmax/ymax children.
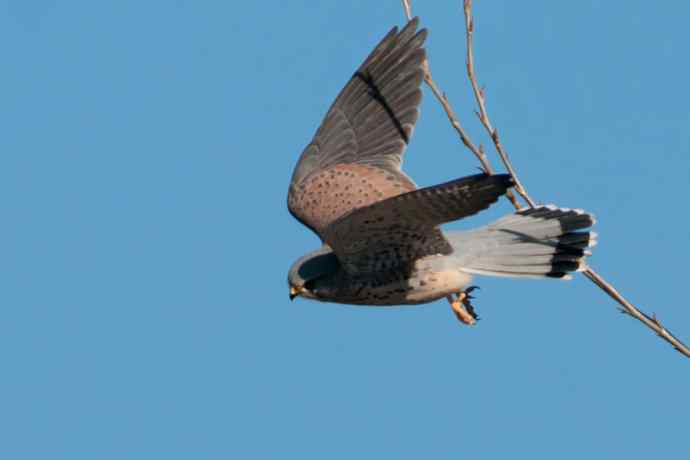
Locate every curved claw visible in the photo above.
<box><xmin>462</xmin><ymin>286</ymin><xmax>480</xmax><ymax>320</ymax></box>
<box><xmin>464</xmin><ymin>301</ymin><xmax>479</xmax><ymax>321</ymax></box>
<box><xmin>447</xmin><ymin>286</ymin><xmax>483</xmax><ymax>326</ymax></box>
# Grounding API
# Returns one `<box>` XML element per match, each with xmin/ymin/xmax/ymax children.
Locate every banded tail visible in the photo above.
<box><xmin>447</xmin><ymin>205</ymin><xmax>597</xmax><ymax>279</ymax></box>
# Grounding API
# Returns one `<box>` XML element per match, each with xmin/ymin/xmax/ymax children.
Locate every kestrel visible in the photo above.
<box><xmin>287</xmin><ymin>18</ymin><xmax>596</xmax><ymax>324</ymax></box>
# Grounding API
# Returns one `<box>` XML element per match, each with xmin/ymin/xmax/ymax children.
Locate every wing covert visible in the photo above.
<box><xmin>288</xmin><ymin>18</ymin><xmax>427</xmax><ymax>234</ymax></box>
<box><xmin>323</xmin><ymin>174</ymin><xmax>513</xmax><ymax>274</ymax></box>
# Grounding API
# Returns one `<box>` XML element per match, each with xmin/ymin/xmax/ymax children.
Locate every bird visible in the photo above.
<box><xmin>286</xmin><ymin>17</ymin><xmax>596</xmax><ymax>324</ymax></box>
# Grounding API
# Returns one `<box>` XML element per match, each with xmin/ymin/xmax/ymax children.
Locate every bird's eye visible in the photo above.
<box><xmin>304</xmin><ymin>279</ymin><xmax>316</xmax><ymax>291</ymax></box>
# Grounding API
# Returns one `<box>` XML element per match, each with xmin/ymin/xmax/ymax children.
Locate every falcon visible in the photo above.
<box><xmin>286</xmin><ymin>18</ymin><xmax>596</xmax><ymax>324</ymax></box>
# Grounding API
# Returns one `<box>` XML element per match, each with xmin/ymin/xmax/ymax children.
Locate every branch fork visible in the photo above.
<box><xmin>401</xmin><ymin>0</ymin><xmax>689</xmax><ymax>358</ymax></box>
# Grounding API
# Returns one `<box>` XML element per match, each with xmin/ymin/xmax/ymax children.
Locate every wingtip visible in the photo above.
<box><xmin>401</xmin><ymin>16</ymin><xmax>427</xmax><ymax>46</ymax></box>
<box><xmin>490</xmin><ymin>173</ymin><xmax>514</xmax><ymax>190</ymax></box>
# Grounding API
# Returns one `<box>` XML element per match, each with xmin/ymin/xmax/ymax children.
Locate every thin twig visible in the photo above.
<box><xmin>460</xmin><ymin>0</ymin><xmax>690</xmax><ymax>358</ymax></box>
<box><xmin>583</xmin><ymin>269</ymin><xmax>690</xmax><ymax>356</ymax></box>
<box><xmin>401</xmin><ymin>0</ymin><xmax>690</xmax><ymax>358</ymax></box>
<box><xmin>463</xmin><ymin>0</ymin><xmax>535</xmax><ymax>208</ymax></box>
<box><xmin>401</xmin><ymin>0</ymin><xmax>521</xmax><ymax>208</ymax></box>
<box><xmin>401</xmin><ymin>0</ymin><xmax>413</xmax><ymax>20</ymax></box>
<box><xmin>425</xmin><ymin>73</ymin><xmax>494</xmax><ymax>175</ymax></box>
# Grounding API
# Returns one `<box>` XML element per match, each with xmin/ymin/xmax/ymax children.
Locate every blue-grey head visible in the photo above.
<box><xmin>287</xmin><ymin>245</ymin><xmax>340</xmax><ymax>301</ymax></box>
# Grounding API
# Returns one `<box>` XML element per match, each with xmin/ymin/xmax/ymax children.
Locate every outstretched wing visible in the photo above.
<box><xmin>323</xmin><ymin>174</ymin><xmax>513</xmax><ymax>274</ymax></box>
<box><xmin>288</xmin><ymin>18</ymin><xmax>427</xmax><ymax>235</ymax></box>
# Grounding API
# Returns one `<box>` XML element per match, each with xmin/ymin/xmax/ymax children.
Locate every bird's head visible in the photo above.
<box><xmin>287</xmin><ymin>246</ymin><xmax>340</xmax><ymax>301</ymax></box>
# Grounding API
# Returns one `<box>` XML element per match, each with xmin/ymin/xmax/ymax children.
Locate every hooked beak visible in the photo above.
<box><xmin>289</xmin><ymin>286</ymin><xmax>301</xmax><ymax>301</ymax></box>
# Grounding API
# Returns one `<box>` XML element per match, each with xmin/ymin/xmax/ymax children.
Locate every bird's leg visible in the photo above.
<box><xmin>447</xmin><ymin>286</ymin><xmax>480</xmax><ymax>326</ymax></box>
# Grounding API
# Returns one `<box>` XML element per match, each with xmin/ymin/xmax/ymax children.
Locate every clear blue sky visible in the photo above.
<box><xmin>2</xmin><ymin>1</ymin><xmax>689</xmax><ymax>459</ymax></box>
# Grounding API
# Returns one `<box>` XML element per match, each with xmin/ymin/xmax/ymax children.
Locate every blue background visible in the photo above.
<box><xmin>2</xmin><ymin>1</ymin><xmax>689</xmax><ymax>458</ymax></box>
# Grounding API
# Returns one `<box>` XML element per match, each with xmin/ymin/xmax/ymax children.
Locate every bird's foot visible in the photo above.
<box><xmin>447</xmin><ymin>286</ymin><xmax>480</xmax><ymax>326</ymax></box>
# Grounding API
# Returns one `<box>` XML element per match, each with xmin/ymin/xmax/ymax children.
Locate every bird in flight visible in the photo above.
<box><xmin>287</xmin><ymin>18</ymin><xmax>596</xmax><ymax>324</ymax></box>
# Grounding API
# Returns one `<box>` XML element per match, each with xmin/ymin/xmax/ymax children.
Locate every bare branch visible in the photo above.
<box><xmin>583</xmin><ymin>269</ymin><xmax>690</xmax><ymax>356</ymax></box>
<box><xmin>401</xmin><ymin>0</ymin><xmax>690</xmax><ymax>358</ymax></box>
<box><xmin>401</xmin><ymin>0</ymin><xmax>413</xmax><ymax>20</ymax></box>
<box><xmin>463</xmin><ymin>0</ymin><xmax>535</xmax><ymax>208</ymax></box>
<box><xmin>460</xmin><ymin>0</ymin><xmax>690</xmax><ymax>358</ymax></box>
<box><xmin>400</xmin><ymin>0</ymin><xmax>522</xmax><ymax>208</ymax></box>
